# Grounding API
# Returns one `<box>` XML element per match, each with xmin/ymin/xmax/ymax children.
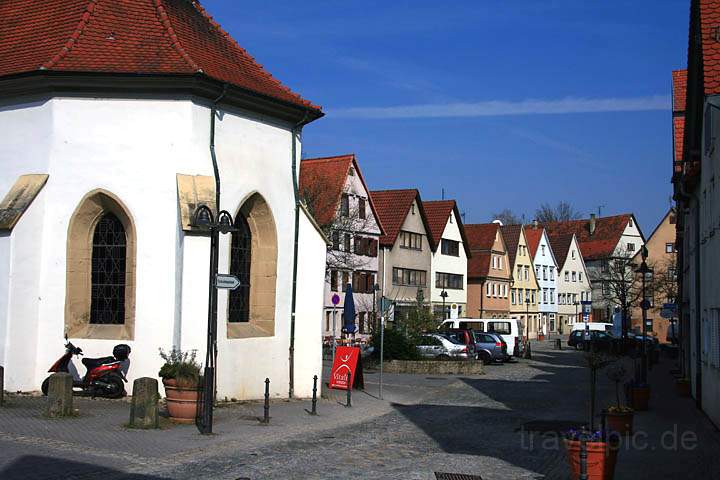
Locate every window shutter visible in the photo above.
<box><xmin>370</xmin><ymin>239</ymin><xmax>378</xmax><ymax>257</ymax></box>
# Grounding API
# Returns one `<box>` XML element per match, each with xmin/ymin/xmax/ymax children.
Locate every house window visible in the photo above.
<box><xmin>393</xmin><ymin>267</ymin><xmax>426</xmax><ymax>286</ymax></box>
<box><xmin>524</xmin><ymin>266</ymin><xmax>529</xmax><ymax>280</ymax></box>
<box><xmin>359</xmin><ymin>198</ymin><xmax>366</xmax><ymax>219</ymax></box>
<box><xmin>565</xmin><ymin>271</ymin><xmax>569</xmax><ymax>282</ymax></box>
<box><xmin>229</xmin><ymin>213</ymin><xmax>252</xmax><ymax>323</ymax></box>
<box><xmin>550</xmin><ymin>288</ymin><xmax>555</xmax><ymax>304</ymax></box>
<box><xmin>517</xmin><ymin>266</ymin><xmax>522</xmax><ymax>279</ymax></box>
<box><xmin>486</xmin><ymin>283</ymin><xmax>491</xmax><ymax>297</ymax></box>
<box><xmin>571</xmin><ymin>250</ymin><xmax>576</xmax><ymax>259</ymax></box>
<box><xmin>437</xmin><ymin>272</ymin><xmax>463</xmax><ymax>290</ymax></box>
<box><xmin>399</xmin><ymin>231</ymin><xmax>422</xmax><ymax>250</ymax></box>
<box><xmin>549</xmin><ymin>267</ymin><xmax>554</xmax><ymax>280</ymax></box>
<box><xmin>601</xmin><ymin>259</ymin><xmax>609</xmax><ymax>272</ymax></box>
<box><xmin>666</xmin><ymin>243</ymin><xmax>674</xmax><ymax>253</ymax></box>
<box><xmin>578</xmin><ymin>272</ymin><xmax>583</xmax><ymax>282</ymax></box>
<box><xmin>332</xmin><ymin>231</ymin><xmax>340</xmax><ymax>250</ymax></box>
<box><xmin>441</xmin><ymin>239</ymin><xmax>460</xmax><ymax>256</ymax></box>
<box><xmin>543</xmin><ymin>288</ymin><xmax>547</xmax><ymax>304</ymax></box>
<box><xmin>572</xmin><ymin>272</ymin><xmax>577</xmax><ymax>282</ymax></box>
<box><xmin>543</xmin><ymin>266</ymin><xmax>548</xmax><ymax>280</ymax></box>
<box><xmin>342</xmin><ymin>272</ymin><xmax>350</xmax><ymax>291</ymax></box>
<box><xmin>344</xmin><ymin>233</ymin><xmax>351</xmax><ymax>252</ymax></box>
<box><xmin>90</xmin><ymin>213</ymin><xmax>127</xmax><ymax>325</ymax></box>
<box><xmin>627</xmin><ymin>243</ymin><xmax>635</xmax><ymax>252</ymax></box>
<box><xmin>330</xmin><ymin>270</ymin><xmax>338</xmax><ymax>292</ymax></box>
<box><xmin>498</xmin><ymin>257</ymin><xmax>503</xmax><ymax>269</ymax></box>
<box><xmin>511</xmin><ymin>288</ymin><xmax>516</xmax><ymax>304</ymax></box>
<box><xmin>541</xmin><ymin>245</ymin><xmax>545</xmax><ymax>255</ymax></box>
<box><xmin>340</xmin><ymin>194</ymin><xmax>350</xmax><ymax>217</ymax></box>
<box><xmin>492</xmin><ymin>282</ymin><xmax>497</xmax><ymax>297</ymax></box>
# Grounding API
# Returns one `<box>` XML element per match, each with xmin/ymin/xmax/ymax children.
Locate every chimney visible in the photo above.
<box><xmin>589</xmin><ymin>214</ymin><xmax>596</xmax><ymax>236</ymax></box>
<box><xmin>532</xmin><ymin>219</ymin><xmax>538</xmax><ymax>229</ymax></box>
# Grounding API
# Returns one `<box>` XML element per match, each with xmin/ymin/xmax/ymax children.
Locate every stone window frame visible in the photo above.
<box><xmin>65</xmin><ymin>189</ymin><xmax>136</xmax><ymax>340</ymax></box>
<box><xmin>226</xmin><ymin>192</ymin><xmax>278</xmax><ymax>339</ymax></box>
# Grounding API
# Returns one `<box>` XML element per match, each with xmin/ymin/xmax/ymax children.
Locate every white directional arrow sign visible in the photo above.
<box><xmin>215</xmin><ymin>274</ymin><xmax>241</xmax><ymax>290</ymax></box>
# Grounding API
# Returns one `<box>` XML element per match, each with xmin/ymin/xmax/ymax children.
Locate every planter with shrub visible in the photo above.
<box><xmin>603</xmin><ymin>364</ymin><xmax>634</xmax><ymax>435</ymax></box>
<box><xmin>158</xmin><ymin>348</ymin><xmax>201</xmax><ymax>424</ymax></box>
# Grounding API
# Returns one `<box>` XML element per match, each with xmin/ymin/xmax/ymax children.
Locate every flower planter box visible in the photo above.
<box><xmin>163</xmin><ymin>378</ymin><xmax>199</xmax><ymax>424</ymax></box>
<box><xmin>564</xmin><ymin>439</ymin><xmax>618</xmax><ymax>480</ymax></box>
<box><xmin>604</xmin><ymin>410</ymin><xmax>634</xmax><ymax>435</ymax></box>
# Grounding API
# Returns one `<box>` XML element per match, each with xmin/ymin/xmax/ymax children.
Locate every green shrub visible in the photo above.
<box><xmin>158</xmin><ymin>348</ymin><xmax>201</xmax><ymax>387</ymax></box>
<box><xmin>371</xmin><ymin>328</ymin><xmax>419</xmax><ymax>361</ymax></box>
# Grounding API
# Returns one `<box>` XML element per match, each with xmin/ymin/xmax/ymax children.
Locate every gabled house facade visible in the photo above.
<box><xmin>299</xmin><ymin>154</ymin><xmax>383</xmax><ymax>341</ymax></box>
<box><xmin>501</xmin><ymin>225</ymin><xmax>540</xmax><ymax>339</ymax></box>
<box><xmin>465</xmin><ymin>223</ymin><xmax>511</xmax><ymax>319</ymax></box>
<box><xmin>525</xmin><ymin>224</ymin><xmax>559</xmax><ymax>336</ymax></box>
<box><xmin>543</xmin><ymin>214</ymin><xmax>645</xmax><ymax>323</ymax></box>
<box><xmin>370</xmin><ymin>190</ymin><xmax>433</xmax><ymax>323</ymax></box>
<box><xmin>0</xmin><ymin>0</ymin><xmax>328</xmax><ymax>399</ymax></box>
<box><xmin>423</xmin><ymin>200</ymin><xmax>470</xmax><ymax>320</ymax></box>
<box><xmin>547</xmin><ymin>233</ymin><xmax>593</xmax><ymax>334</ymax></box>
<box><xmin>672</xmin><ymin>0</ymin><xmax>720</xmax><ymax>427</ymax></box>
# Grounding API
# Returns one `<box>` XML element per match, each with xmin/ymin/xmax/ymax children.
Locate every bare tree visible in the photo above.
<box><xmin>651</xmin><ymin>256</ymin><xmax>678</xmax><ymax>306</ymax></box>
<box><xmin>491</xmin><ymin>209</ymin><xmax>522</xmax><ymax>225</ymax></box>
<box><xmin>300</xmin><ymin>180</ymin><xmax>377</xmax><ymax>273</ymax></box>
<box><xmin>590</xmin><ymin>247</ymin><xmax>643</xmax><ymax>341</ymax></box>
<box><xmin>535</xmin><ymin>201</ymin><xmax>582</xmax><ymax>223</ymax></box>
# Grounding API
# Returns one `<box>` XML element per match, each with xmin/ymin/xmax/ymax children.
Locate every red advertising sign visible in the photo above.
<box><xmin>329</xmin><ymin>346</ymin><xmax>364</xmax><ymax>390</ymax></box>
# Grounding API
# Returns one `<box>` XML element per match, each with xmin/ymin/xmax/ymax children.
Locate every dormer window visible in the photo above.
<box><xmin>348</xmin><ymin>167</ymin><xmax>355</xmax><ymax>176</ymax></box>
<box><xmin>411</xmin><ymin>203</ymin><xmax>416</xmax><ymax>215</ymax></box>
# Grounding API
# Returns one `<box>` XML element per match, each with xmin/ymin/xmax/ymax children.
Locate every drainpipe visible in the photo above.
<box><xmin>289</xmin><ymin>109</ymin><xmax>311</xmax><ymax>399</ymax></box>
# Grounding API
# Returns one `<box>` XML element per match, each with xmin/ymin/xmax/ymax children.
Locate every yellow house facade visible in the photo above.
<box><xmin>501</xmin><ymin>224</ymin><xmax>540</xmax><ymax>339</ymax></box>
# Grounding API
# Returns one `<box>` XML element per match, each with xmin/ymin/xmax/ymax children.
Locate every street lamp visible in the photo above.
<box><xmin>440</xmin><ymin>282</ymin><xmax>448</xmax><ymax>321</ymax></box>
<box><xmin>191</xmin><ymin>204</ymin><xmax>237</xmax><ymax>435</ymax></box>
<box><xmin>372</xmin><ymin>283</ymin><xmax>380</xmax><ymax>333</ymax></box>
<box><xmin>636</xmin><ymin>246</ymin><xmax>652</xmax><ymax>383</ymax></box>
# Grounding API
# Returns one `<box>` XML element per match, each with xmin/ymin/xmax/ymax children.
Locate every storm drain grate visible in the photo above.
<box><xmin>435</xmin><ymin>473</ymin><xmax>482</xmax><ymax>480</ymax></box>
<box><xmin>517</xmin><ymin>420</ymin><xmax>585</xmax><ymax>433</ymax></box>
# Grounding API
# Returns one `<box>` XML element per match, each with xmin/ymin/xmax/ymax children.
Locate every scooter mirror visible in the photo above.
<box><xmin>64</xmin><ymin>332</ymin><xmax>68</xmax><ymax>342</ymax></box>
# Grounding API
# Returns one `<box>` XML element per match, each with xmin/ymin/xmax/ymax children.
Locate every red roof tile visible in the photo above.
<box><xmin>673</xmin><ymin>116</ymin><xmax>686</xmax><ymax>172</ymax></box>
<box><xmin>546</xmin><ymin>232</ymin><xmax>575</xmax><ymax>271</ymax></box>
<box><xmin>370</xmin><ymin>189</ymin><xmax>433</xmax><ymax>249</ymax></box>
<box><xmin>701</xmin><ymin>0</ymin><xmax>720</xmax><ymax>95</ymax></box>
<box><xmin>672</xmin><ymin>69</ymin><xmax>688</xmax><ymax>112</ymax></box>
<box><xmin>299</xmin><ymin>154</ymin><xmax>383</xmax><ymax>235</ymax></box>
<box><xmin>523</xmin><ymin>226</ymin><xmax>544</xmax><ymax>259</ymax></box>
<box><xmin>422</xmin><ymin>200</ymin><xmax>455</xmax><ymax>247</ymax></box>
<box><xmin>542</xmin><ymin>214</ymin><xmax>638</xmax><ymax>261</ymax></box>
<box><xmin>500</xmin><ymin>225</ymin><xmax>523</xmax><ymax>268</ymax></box>
<box><xmin>0</xmin><ymin>0</ymin><xmax>319</xmax><ymax>111</ymax></box>
<box><xmin>468</xmin><ymin>252</ymin><xmax>492</xmax><ymax>278</ymax></box>
<box><xmin>465</xmin><ymin>223</ymin><xmax>501</xmax><ymax>251</ymax></box>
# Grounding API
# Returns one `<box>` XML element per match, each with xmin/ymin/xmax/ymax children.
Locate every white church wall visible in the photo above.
<box><xmin>0</xmin><ymin>233</ymin><xmax>9</xmax><ymax>366</ymax></box>
<box><xmin>293</xmin><ymin>209</ymin><xmax>327</xmax><ymax>397</ymax></box>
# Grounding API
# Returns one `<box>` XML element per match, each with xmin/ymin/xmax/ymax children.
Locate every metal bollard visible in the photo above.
<box><xmin>0</xmin><ymin>365</ymin><xmax>4</xmax><ymax>406</ymax></box>
<box><xmin>554</xmin><ymin>338</ymin><xmax>562</xmax><ymax>350</ymax></box>
<box><xmin>310</xmin><ymin>375</ymin><xmax>318</xmax><ymax>415</ymax></box>
<box><xmin>579</xmin><ymin>436</ymin><xmax>588</xmax><ymax>480</ymax></box>
<box><xmin>262</xmin><ymin>378</ymin><xmax>270</xmax><ymax>424</ymax></box>
<box><xmin>345</xmin><ymin>371</ymin><xmax>352</xmax><ymax>408</ymax></box>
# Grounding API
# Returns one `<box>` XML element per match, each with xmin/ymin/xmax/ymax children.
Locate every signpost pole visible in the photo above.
<box><xmin>379</xmin><ymin>312</ymin><xmax>385</xmax><ymax>400</ymax></box>
<box><xmin>331</xmin><ymin>294</ymin><xmax>340</xmax><ymax>366</ymax></box>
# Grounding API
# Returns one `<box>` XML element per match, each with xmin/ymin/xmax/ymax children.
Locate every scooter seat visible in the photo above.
<box><xmin>82</xmin><ymin>356</ymin><xmax>117</xmax><ymax>370</ymax></box>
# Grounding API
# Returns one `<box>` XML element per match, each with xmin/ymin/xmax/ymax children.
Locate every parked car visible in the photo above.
<box><xmin>440</xmin><ymin>329</ymin><xmax>478</xmax><ymax>358</ymax></box>
<box><xmin>416</xmin><ymin>334</ymin><xmax>472</xmax><ymax>360</ymax></box>
<box><xmin>570</xmin><ymin>322</ymin><xmax>614</xmax><ymax>334</ymax></box>
<box><xmin>568</xmin><ymin>330</ymin><xmax>618</xmax><ymax>351</ymax></box>
<box><xmin>473</xmin><ymin>332</ymin><xmax>508</xmax><ymax>364</ymax></box>
<box><xmin>439</xmin><ymin>318</ymin><xmax>522</xmax><ymax>357</ymax></box>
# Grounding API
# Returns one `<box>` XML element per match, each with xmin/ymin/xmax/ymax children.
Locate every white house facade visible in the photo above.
<box><xmin>548</xmin><ymin>233</ymin><xmax>593</xmax><ymax>334</ymax></box>
<box><xmin>527</xmin><ymin>226</ymin><xmax>559</xmax><ymax>336</ymax></box>
<box><xmin>0</xmin><ymin>0</ymin><xmax>327</xmax><ymax>400</ymax></box>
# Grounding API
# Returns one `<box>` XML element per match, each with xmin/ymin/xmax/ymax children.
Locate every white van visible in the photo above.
<box><xmin>570</xmin><ymin>322</ymin><xmax>613</xmax><ymax>334</ymax></box>
<box><xmin>440</xmin><ymin>318</ymin><xmax>522</xmax><ymax>357</ymax></box>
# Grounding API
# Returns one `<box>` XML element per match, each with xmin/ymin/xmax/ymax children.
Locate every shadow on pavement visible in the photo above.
<box><xmin>0</xmin><ymin>455</ymin><xmax>168</xmax><ymax>480</ymax></box>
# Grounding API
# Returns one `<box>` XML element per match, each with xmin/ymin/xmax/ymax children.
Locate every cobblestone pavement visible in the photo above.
<box><xmin>1</xmin><ymin>340</ymin><xmax>719</xmax><ymax>479</ymax></box>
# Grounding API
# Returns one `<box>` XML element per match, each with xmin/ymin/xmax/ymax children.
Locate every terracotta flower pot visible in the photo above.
<box><xmin>163</xmin><ymin>378</ymin><xmax>199</xmax><ymax>424</ymax></box>
<box><xmin>564</xmin><ymin>439</ymin><xmax>618</xmax><ymax>480</ymax></box>
<box><xmin>605</xmin><ymin>410</ymin><xmax>634</xmax><ymax>435</ymax></box>
<box><xmin>675</xmin><ymin>380</ymin><xmax>691</xmax><ymax>397</ymax></box>
<box><xmin>631</xmin><ymin>386</ymin><xmax>650</xmax><ymax>411</ymax></box>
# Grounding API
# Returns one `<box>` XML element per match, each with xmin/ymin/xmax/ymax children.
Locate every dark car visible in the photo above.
<box><xmin>568</xmin><ymin>330</ymin><xmax>618</xmax><ymax>351</ymax></box>
<box><xmin>474</xmin><ymin>332</ymin><xmax>508</xmax><ymax>364</ymax></box>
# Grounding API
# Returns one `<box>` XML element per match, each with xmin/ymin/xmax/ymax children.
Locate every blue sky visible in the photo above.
<box><xmin>205</xmin><ymin>0</ymin><xmax>689</xmax><ymax>233</ymax></box>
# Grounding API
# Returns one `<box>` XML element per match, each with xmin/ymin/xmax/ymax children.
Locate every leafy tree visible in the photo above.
<box><xmin>491</xmin><ymin>208</ymin><xmax>522</xmax><ymax>226</ymax></box>
<box><xmin>403</xmin><ymin>289</ymin><xmax>437</xmax><ymax>343</ymax></box>
<box><xmin>535</xmin><ymin>201</ymin><xmax>582</xmax><ymax>223</ymax></box>
<box><xmin>371</xmin><ymin>328</ymin><xmax>419</xmax><ymax>361</ymax></box>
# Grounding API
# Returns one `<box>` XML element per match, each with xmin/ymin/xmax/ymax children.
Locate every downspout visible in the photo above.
<box><xmin>289</xmin><ymin>109</ymin><xmax>311</xmax><ymax>399</ymax></box>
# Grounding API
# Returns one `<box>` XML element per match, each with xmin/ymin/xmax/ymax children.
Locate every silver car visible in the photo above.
<box><xmin>416</xmin><ymin>334</ymin><xmax>472</xmax><ymax>360</ymax></box>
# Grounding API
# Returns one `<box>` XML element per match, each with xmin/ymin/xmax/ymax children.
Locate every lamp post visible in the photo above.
<box><xmin>372</xmin><ymin>283</ymin><xmax>380</xmax><ymax>333</ymax></box>
<box><xmin>440</xmin><ymin>285</ymin><xmax>448</xmax><ymax>321</ymax></box>
<box><xmin>191</xmin><ymin>205</ymin><xmax>237</xmax><ymax>435</ymax></box>
<box><xmin>636</xmin><ymin>246</ymin><xmax>652</xmax><ymax>383</ymax></box>
<box><xmin>524</xmin><ymin>289</ymin><xmax>532</xmax><ymax>359</ymax></box>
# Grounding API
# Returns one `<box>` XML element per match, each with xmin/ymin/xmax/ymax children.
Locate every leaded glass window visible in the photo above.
<box><xmin>229</xmin><ymin>214</ymin><xmax>251</xmax><ymax>322</ymax></box>
<box><xmin>90</xmin><ymin>212</ymin><xmax>126</xmax><ymax>324</ymax></box>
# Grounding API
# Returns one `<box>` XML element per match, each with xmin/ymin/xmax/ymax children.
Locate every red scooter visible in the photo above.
<box><xmin>41</xmin><ymin>337</ymin><xmax>131</xmax><ymax>398</ymax></box>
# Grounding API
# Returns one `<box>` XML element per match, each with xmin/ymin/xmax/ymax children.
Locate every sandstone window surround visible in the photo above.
<box><xmin>65</xmin><ymin>189</ymin><xmax>136</xmax><ymax>340</ymax></box>
<box><xmin>226</xmin><ymin>193</ymin><xmax>278</xmax><ymax>340</ymax></box>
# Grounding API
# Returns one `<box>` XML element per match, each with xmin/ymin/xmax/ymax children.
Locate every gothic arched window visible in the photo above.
<box><xmin>228</xmin><ymin>213</ymin><xmax>251</xmax><ymax>323</ymax></box>
<box><xmin>90</xmin><ymin>212</ymin><xmax>127</xmax><ymax>325</ymax></box>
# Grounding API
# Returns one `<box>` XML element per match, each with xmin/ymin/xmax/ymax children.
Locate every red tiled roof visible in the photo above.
<box><xmin>700</xmin><ymin>0</ymin><xmax>720</xmax><ymax>95</ymax></box>
<box><xmin>370</xmin><ymin>189</ymin><xmax>433</xmax><ymax>249</ymax></box>
<box><xmin>672</xmin><ymin>69</ymin><xmax>688</xmax><ymax>112</ymax></box>
<box><xmin>465</xmin><ymin>223</ymin><xmax>500</xmax><ymax>251</ymax></box>
<box><xmin>672</xmin><ymin>69</ymin><xmax>687</xmax><ymax>174</ymax></box>
<box><xmin>673</xmin><ymin>116</ymin><xmax>686</xmax><ymax>173</ymax></box>
<box><xmin>542</xmin><ymin>214</ymin><xmax>638</xmax><ymax>261</ymax></box>
<box><xmin>468</xmin><ymin>252</ymin><xmax>492</xmax><ymax>278</ymax></box>
<box><xmin>0</xmin><ymin>0</ymin><xmax>319</xmax><ymax>111</ymax></box>
<box><xmin>546</xmin><ymin>232</ymin><xmax>575</xmax><ymax>271</ymax></box>
<box><xmin>500</xmin><ymin>225</ymin><xmax>523</xmax><ymax>268</ymax></box>
<box><xmin>523</xmin><ymin>226</ymin><xmax>544</xmax><ymax>259</ymax></box>
<box><xmin>422</xmin><ymin>200</ymin><xmax>455</xmax><ymax>247</ymax></box>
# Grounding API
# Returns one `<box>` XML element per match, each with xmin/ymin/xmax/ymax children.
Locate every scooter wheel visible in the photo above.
<box><xmin>103</xmin><ymin>373</ymin><xmax>126</xmax><ymax>399</ymax></box>
<box><xmin>41</xmin><ymin>377</ymin><xmax>50</xmax><ymax>396</ymax></box>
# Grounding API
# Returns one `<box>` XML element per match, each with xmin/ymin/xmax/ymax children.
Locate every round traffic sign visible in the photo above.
<box><xmin>331</xmin><ymin>294</ymin><xmax>341</xmax><ymax>305</ymax></box>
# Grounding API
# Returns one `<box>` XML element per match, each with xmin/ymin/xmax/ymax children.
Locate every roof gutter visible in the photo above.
<box><xmin>289</xmin><ymin>108</ymin><xmax>312</xmax><ymax>399</ymax></box>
